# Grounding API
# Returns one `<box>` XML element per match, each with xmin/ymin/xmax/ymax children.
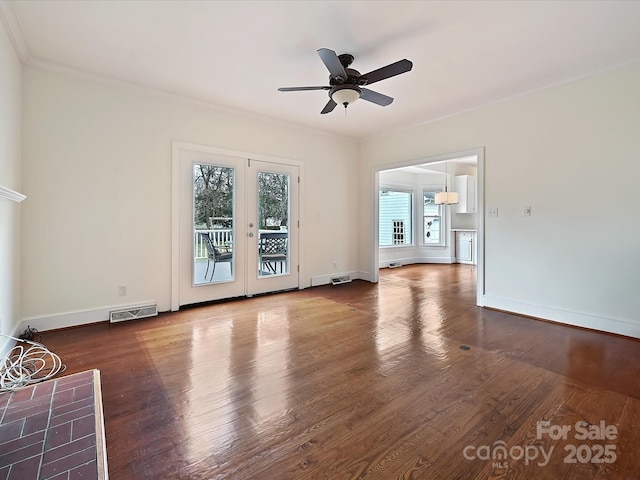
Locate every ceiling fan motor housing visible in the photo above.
<box><xmin>338</xmin><ymin>53</ymin><xmax>354</xmax><ymax>67</ymax></box>
<box><xmin>329</xmin><ymin>66</ymin><xmax>368</xmax><ymax>86</ymax></box>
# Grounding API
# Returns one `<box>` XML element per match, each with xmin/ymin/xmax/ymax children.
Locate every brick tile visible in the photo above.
<box><xmin>0</xmin><ymin>419</ymin><xmax>25</xmax><ymax>445</ymax></box>
<box><xmin>0</xmin><ymin>441</ymin><xmax>43</xmax><ymax>467</ymax></box>
<box><xmin>69</xmin><ymin>460</ymin><xmax>97</xmax><ymax>479</ymax></box>
<box><xmin>0</xmin><ymin>393</ymin><xmax>9</xmax><ymax>409</ymax></box>
<box><xmin>22</xmin><ymin>411</ymin><xmax>50</xmax><ymax>435</ymax></box>
<box><xmin>49</xmin><ymin>405</ymin><xmax>94</xmax><ymax>429</ymax></box>
<box><xmin>42</xmin><ymin>434</ymin><xmax>96</xmax><ymax>465</ymax></box>
<box><xmin>0</xmin><ymin>429</ymin><xmax>45</xmax><ymax>456</ymax></box>
<box><xmin>6</xmin><ymin>393</ymin><xmax>52</xmax><ymax>416</ymax></box>
<box><xmin>7</xmin><ymin>455</ymin><xmax>40</xmax><ymax>480</ymax></box>
<box><xmin>32</xmin><ymin>380</ymin><xmax>56</xmax><ymax>399</ymax></box>
<box><xmin>51</xmin><ymin>389</ymin><xmax>74</xmax><ymax>409</ymax></box>
<box><xmin>0</xmin><ymin>465</ymin><xmax>9</xmax><ymax>480</ymax></box>
<box><xmin>72</xmin><ymin>384</ymin><xmax>93</xmax><ymax>403</ymax></box>
<box><xmin>52</xmin><ymin>397</ymin><xmax>93</xmax><ymax>418</ymax></box>
<box><xmin>45</xmin><ymin>421</ymin><xmax>72</xmax><ymax>450</ymax></box>
<box><xmin>4</xmin><ymin>400</ymin><xmax>52</xmax><ymax>424</ymax></box>
<box><xmin>71</xmin><ymin>415</ymin><xmax>95</xmax><ymax>441</ymax></box>
<box><xmin>55</xmin><ymin>373</ymin><xmax>93</xmax><ymax>392</ymax></box>
<box><xmin>40</xmin><ymin>447</ymin><xmax>96</xmax><ymax>479</ymax></box>
<box><xmin>7</xmin><ymin>387</ymin><xmax>33</xmax><ymax>404</ymax></box>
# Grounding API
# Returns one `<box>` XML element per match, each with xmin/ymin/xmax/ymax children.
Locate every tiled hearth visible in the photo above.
<box><xmin>0</xmin><ymin>370</ymin><xmax>107</xmax><ymax>479</ymax></box>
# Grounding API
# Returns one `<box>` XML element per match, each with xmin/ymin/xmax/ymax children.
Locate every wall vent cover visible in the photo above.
<box><xmin>331</xmin><ymin>275</ymin><xmax>352</xmax><ymax>285</ymax></box>
<box><xmin>109</xmin><ymin>304</ymin><xmax>157</xmax><ymax>323</ymax></box>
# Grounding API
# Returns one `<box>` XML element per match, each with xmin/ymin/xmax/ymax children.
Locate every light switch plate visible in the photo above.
<box><xmin>487</xmin><ymin>207</ymin><xmax>498</xmax><ymax>218</ymax></box>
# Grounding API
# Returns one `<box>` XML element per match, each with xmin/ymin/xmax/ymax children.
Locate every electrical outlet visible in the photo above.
<box><xmin>487</xmin><ymin>207</ymin><xmax>498</xmax><ymax>218</ymax></box>
<box><xmin>118</xmin><ymin>286</ymin><xmax>127</xmax><ymax>296</ymax></box>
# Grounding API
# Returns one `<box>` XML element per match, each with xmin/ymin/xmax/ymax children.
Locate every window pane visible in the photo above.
<box><xmin>257</xmin><ymin>171</ymin><xmax>290</xmax><ymax>277</ymax></box>
<box><xmin>379</xmin><ymin>190</ymin><xmax>412</xmax><ymax>246</ymax></box>
<box><xmin>193</xmin><ymin>164</ymin><xmax>234</xmax><ymax>285</ymax></box>
<box><xmin>424</xmin><ymin>216</ymin><xmax>440</xmax><ymax>243</ymax></box>
<box><xmin>424</xmin><ymin>191</ymin><xmax>443</xmax><ymax>245</ymax></box>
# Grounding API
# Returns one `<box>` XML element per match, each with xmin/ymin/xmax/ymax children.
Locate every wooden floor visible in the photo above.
<box><xmin>41</xmin><ymin>264</ymin><xmax>640</xmax><ymax>479</ymax></box>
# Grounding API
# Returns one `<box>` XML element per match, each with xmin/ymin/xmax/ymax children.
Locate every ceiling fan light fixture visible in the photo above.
<box><xmin>330</xmin><ymin>85</ymin><xmax>361</xmax><ymax>107</ymax></box>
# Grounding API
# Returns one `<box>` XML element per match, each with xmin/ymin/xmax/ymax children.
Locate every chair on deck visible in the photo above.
<box><xmin>259</xmin><ymin>232</ymin><xmax>288</xmax><ymax>274</ymax></box>
<box><xmin>200</xmin><ymin>232</ymin><xmax>233</xmax><ymax>281</ymax></box>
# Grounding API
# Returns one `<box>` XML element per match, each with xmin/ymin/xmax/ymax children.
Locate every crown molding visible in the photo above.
<box><xmin>0</xmin><ymin>184</ymin><xmax>26</xmax><ymax>203</ymax></box>
<box><xmin>0</xmin><ymin>0</ymin><xmax>31</xmax><ymax>63</ymax></box>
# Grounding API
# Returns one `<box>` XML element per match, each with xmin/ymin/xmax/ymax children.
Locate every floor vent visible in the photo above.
<box><xmin>331</xmin><ymin>275</ymin><xmax>352</xmax><ymax>286</ymax></box>
<box><xmin>109</xmin><ymin>304</ymin><xmax>157</xmax><ymax>323</ymax></box>
<box><xmin>388</xmin><ymin>262</ymin><xmax>402</xmax><ymax>268</ymax></box>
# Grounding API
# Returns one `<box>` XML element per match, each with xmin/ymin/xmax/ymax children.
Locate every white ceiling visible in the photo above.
<box><xmin>4</xmin><ymin>0</ymin><xmax>640</xmax><ymax>139</ymax></box>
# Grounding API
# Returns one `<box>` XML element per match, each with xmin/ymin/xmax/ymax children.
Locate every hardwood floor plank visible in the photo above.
<box><xmin>37</xmin><ymin>265</ymin><xmax>640</xmax><ymax>479</ymax></box>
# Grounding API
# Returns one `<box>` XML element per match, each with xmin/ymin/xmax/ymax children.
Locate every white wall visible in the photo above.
<box><xmin>21</xmin><ymin>66</ymin><xmax>358</xmax><ymax>327</ymax></box>
<box><xmin>360</xmin><ymin>63</ymin><xmax>640</xmax><ymax>338</ymax></box>
<box><xmin>0</xmin><ymin>18</ymin><xmax>22</xmax><ymax>350</ymax></box>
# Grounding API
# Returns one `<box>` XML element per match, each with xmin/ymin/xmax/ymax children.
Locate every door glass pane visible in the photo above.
<box><xmin>193</xmin><ymin>164</ymin><xmax>234</xmax><ymax>285</ymax></box>
<box><xmin>257</xmin><ymin>171</ymin><xmax>289</xmax><ymax>277</ymax></box>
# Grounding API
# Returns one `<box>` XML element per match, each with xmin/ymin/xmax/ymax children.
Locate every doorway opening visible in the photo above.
<box><xmin>372</xmin><ymin>148</ymin><xmax>484</xmax><ymax>306</ymax></box>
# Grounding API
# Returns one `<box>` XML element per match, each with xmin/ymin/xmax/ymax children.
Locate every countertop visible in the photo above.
<box><xmin>451</xmin><ymin>228</ymin><xmax>477</xmax><ymax>232</ymax></box>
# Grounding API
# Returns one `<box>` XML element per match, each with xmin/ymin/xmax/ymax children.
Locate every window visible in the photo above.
<box><xmin>423</xmin><ymin>190</ymin><xmax>444</xmax><ymax>245</ymax></box>
<box><xmin>379</xmin><ymin>189</ymin><xmax>412</xmax><ymax>246</ymax></box>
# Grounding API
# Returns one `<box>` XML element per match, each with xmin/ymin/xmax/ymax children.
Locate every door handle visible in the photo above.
<box><xmin>249</xmin><ymin>232</ymin><xmax>254</xmax><ymax>237</ymax></box>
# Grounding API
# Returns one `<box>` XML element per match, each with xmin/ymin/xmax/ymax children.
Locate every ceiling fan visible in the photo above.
<box><xmin>278</xmin><ymin>48</ymin><xmax>413</xmax><ymax>114</ymax></box>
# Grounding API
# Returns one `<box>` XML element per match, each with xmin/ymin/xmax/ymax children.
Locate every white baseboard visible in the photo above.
<box><xmin>483</xmin><ymin>295</ymin><xmax>640</xmax><ymax>339</ymax></box>
<box><xmin>378</xmin><ymin>257</ymin><xmax>454</xmax><ymax>268</ymax></box>
<box><xmin>310</xmin><ymin>271</ymin><xmax>364</xmax><ymax>287</ymax></box>
<box><xmin>355</xmin><ymin>270</ymin><xmax>375</xmax><ymax>283</ymax></box>
<box><xmin>18</xmin><ymin>300</ymin><xmax>158</xmax><ymax>334</ymax></box>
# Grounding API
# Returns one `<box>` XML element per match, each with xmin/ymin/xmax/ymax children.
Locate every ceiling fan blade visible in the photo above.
<box><xmin>361</xmin><ymin>59</ymin><xmax>413</xmax><ymax>85</ymax></box>
<box><xmin>360</xmin><ymin>88</ymin><xmax>394</xmax><ymax>106</ymax></box>
<box><xmin>278</xmin><ymin>86</ymin><xmax>331</xmax><ymax>92</ymax></box>
<box><xmin>321</xmin><ymin>99</ymin><xmax>337</xmax><ymax>114</ymax></box>
<box><xmin>317</xmin><ymin>48</ymin><xmax>347</xmax><ymax>82</ymax></box>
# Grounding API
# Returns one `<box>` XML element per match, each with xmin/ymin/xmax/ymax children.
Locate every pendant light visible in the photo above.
<box><xmin>434</xmin><ymin>161</ymin><xmax>459</xmax><ymax>205</ymax></box>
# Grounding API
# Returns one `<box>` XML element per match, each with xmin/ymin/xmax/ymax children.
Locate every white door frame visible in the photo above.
<box><xmin>171</xmin><ymin>141</ymin><xmax>303</xmax><ymax>311</ymax></box>
<box><xmin>370</xmin><ymin>147</ymin><xmax>485</xmax><ymax>306</ymax></box>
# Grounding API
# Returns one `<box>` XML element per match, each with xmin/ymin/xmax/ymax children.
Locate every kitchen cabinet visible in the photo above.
<box><xmin>455</xmin><ymin>231</ymin><xmax>476</xmax><ymax>265</ymax></box>
<box><xmin>455</xmin><ymin>175</ymin><xmax>476</xmax><ymax>214</ymax></box>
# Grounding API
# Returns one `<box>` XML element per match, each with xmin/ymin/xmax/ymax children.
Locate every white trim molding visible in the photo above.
<box><xmin>483</xmin><ymin>295</ymin><xmax>640</xmax><ymax>340</ymax></box>
<box><xmin>0</xmin><ymin>184</ymin><xmax>26</xmax><ymax>202</ymax></box>
<box><xmin>0</xmin><ymin>0</ymin><xmax>31</xmax><ymax>62</ymax></box>
<box><xmin>18</xmin><ymin>300</ymin><xmax>158</xmax><ymax>333</ymax></box>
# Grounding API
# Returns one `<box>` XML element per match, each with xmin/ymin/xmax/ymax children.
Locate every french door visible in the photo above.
<box><xmin>173</xmin><ymin>145</ymin><xmax>299</xmax><ymax>308</ymax></box>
